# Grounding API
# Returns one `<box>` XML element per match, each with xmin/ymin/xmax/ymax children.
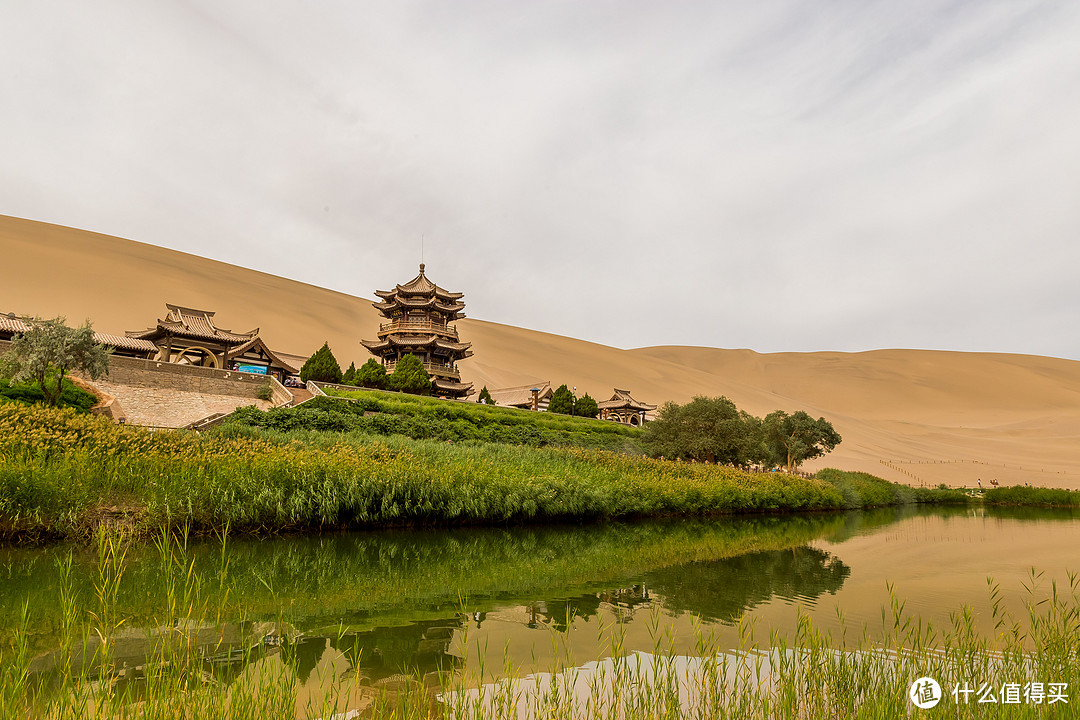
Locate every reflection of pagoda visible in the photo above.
<box><xmin>361</xmin><ymin>264</ymin><xmax>474</xmax><ymax>399</ymax></box>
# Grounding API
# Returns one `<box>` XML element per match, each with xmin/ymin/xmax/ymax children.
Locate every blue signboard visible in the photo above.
<box><xmin>237</xmin><ymin>364</ymin><xmax>268</xmax><ymax>375</ymax></box>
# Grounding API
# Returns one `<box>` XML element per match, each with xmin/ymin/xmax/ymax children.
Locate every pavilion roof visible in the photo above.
<box><xmin>127</xmin><ymin>304</ymin><xmax>258</xmax><ymax>345</ymax></box>
<box><xmin>597</xmin><ymin>388</ymin><xmax>657</xmax><ymax>412</ymax></box>
<box><xmin>373</xmin><ymin>264</ymin><xmax>465</xmax><ymax>303</ymax></box>
<box><xmin>433</xmin><ymin>377</ymin><xmax>474</xmax><ymax>394</ymax></box>
<box><xmin>488</xmin><ymin>382</ymin><xmax>553</xmax><ymax>407</ymax></box>
<box><xmin>226</xmin><ymin>336</ymin><xmax>300</xmax><ymax>374</ymax></box>
<box><xmin>362</xmin><ymin>334</ymin><xmax>473</xmax><ymax>354</ymax></box>
<box><xmin>373</xmin><ymin>295</ymin><xmax>466</xmax><ymax>315</ymax></box>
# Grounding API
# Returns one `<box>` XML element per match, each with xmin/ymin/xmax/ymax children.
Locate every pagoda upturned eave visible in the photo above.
<box><xmin>372</xmin><ymin>297</ymin><xmax>466</xmax><ymax>315</ymax></box>
<box><xmin>361</xmin><ymin>335</ymin><xmax>473</xmax><ymax>355</ymax></box>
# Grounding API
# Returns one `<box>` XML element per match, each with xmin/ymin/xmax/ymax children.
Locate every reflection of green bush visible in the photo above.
<box><xmin>645</xmin><ymin>546</ymin><xmax>850</xmax><ymax>623</ymax></box>
<box><xmin>0</xmin><ymin>514</ymin><xmax>848</xmax><ymax>651</ymax></box>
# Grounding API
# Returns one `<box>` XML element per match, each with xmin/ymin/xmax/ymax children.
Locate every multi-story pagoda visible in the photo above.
<box><xmin>361</xmin><ymin>264</ymin><xmax>474</xmax><ymax>399</ymax></box>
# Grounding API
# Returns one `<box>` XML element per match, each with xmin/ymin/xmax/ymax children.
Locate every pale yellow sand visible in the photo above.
<box><xmin>4</xmin><ymin>214</ymin><xmax>1080</xmax><ymax>489</ymax></box>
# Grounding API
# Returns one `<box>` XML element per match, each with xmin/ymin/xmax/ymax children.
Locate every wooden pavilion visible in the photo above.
<box><xmin>361</xmin><ymin>264</ymin><xmax>474</xmax><ymax>399</ymax></box>
<box><xmin>598</xmin><ymin>388</ymin><xmax>657</xmax><ymax>426</ymax></box>
<box><xmin>126</xmin><ymin>304</ymin><xmax>298</xmax><ymax>381</ymax></box>
<box><xmin>488</xmin><ymin>382</ymin><xmax>554</xmax><ymax>411</ymax></box>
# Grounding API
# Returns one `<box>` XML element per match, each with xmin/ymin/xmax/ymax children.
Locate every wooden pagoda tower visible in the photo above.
<box><xmin>361</xmin><ymin>263</ymin><xmax>474</xmax><ymax>398</ymax></box>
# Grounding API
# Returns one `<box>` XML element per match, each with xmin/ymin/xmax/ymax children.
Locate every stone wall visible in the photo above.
<box><xmin>95</xmin><ymin>355</ymin><xmax>292</xmax><ymax>401</ymax></box>
<box><xmin>0</xmin><ymin>339</ymin><xmax>293</xmax><ymax>410</ymax></box>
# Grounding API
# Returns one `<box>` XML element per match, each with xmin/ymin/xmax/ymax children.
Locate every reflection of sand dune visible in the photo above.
<box><xmin>4</xmin><ymin>214</ymin><xmax>1080</xmax><ymax>488</ymax></box>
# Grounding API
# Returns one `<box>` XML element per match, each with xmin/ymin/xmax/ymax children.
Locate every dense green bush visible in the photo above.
<box><xmin>357</xmin><ymin>358</ymin><xmax>387</xmax><ymax>389</ymax></box>
<box><xmin>0</xmin><ymin>402</ymin><xmax>845</xmax><ymax>541</ymax></box>
<box><xmin>386</xmin><ymin>354</ymin><xmax>431</xmax><ymax>395</ymax></box>
<box><xmin>0</xmin><ymin>378</ymin><xmax>98</xmax><ymax>413</ymax></box>
<box><xmin>984</xmin><ymin>485</ymin><xmax>1080</xmax><ymax>506</ymax></box>
<box><xmin>548</xmin><ymin>384</ymin><xmax>573</xmax><ymax>414</ymax></box>
<box><xmin>814</xmin><ymin>469</ymin><xmax>972</xmax><ymax>508</ymax></box>
<box><xmin>228</xmin><ymin>393</ymin><xmax>645</xmax><ymax>453</ymax></box>
<box><xmin>342</xmin><ymin>361</ymin><xmax>357</xmax><ymax>385</ymax></box>
<box><xmin>300</xmin><ymin>342</ymin><xmax>343</xmax><ymax>384</ymax></box>
<box><xmin>576</xmin><ymin>392</ymin><xmax>598</xmax><ymax>419</ymax></box>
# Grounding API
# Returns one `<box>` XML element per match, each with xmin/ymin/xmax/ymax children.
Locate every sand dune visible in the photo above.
<box><xmin>3</xmin><ymin>214</ymin><xmax>1079</xmax><ymax>489</ymax></box>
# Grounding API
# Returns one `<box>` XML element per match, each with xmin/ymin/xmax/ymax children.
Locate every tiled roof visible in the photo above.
<box><xmin>226</xmin><ymin>336</ymin><xmax>300</xmax><ymax>374</ymax></box>
<box><xmin>488</xmin><ymin>382</ymin><xmax>553</xmax><ymax>407</ymax></box>
<box><xmin>597</xmin><ymin>388</ymin><xmax>657</xmax><ymax>412</ymax></box>
<box><xmin>1</xmin><ymin>315</ymin><xmax>156</xmax><ymax>353</ymax></box>
<box><xmin>373</xmin><ymin>296</ymin><xmax>466</xmax><ymax>314</ymax></box>
<box><xmin>0</xmin><ymin>314</ymin><xmax>30</xmax><ymax>335</ymax></box>
<box><xmin>127</xmin><ymin>304</ymin><xmax>258</xmax><ymax>344</ymax></box>
<box><xmin>92</xmin><ymin>333</ymin><xmax>159</xmax><ymax>353</ymax></box>
<box><xmin>372</xmin><ymin>264</ymin><xmax>465</xmax><ymax>304</ymax></box>
<box><xmin>433</xmin><ymin>377</ymin><xmax>474</xmax><ymax>394</ymax></box>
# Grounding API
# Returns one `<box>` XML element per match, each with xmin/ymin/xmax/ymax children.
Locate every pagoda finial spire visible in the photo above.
<box><xmin>419</xmin><ymin>262</ymin><xmax>426</xmax><ymax>274</ymax></box>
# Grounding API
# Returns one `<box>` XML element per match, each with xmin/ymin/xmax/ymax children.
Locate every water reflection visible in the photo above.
<box><xmin>5</xmin><ymin>504</ymin><xmax>1080</xmax><ymax>701</ymax></box>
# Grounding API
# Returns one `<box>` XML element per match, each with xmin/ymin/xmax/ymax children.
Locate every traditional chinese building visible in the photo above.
<box><xmin>598</xmin><ymin>388</ymin><xmax>657</xmax><ymax>426</ymax></box>
<box><xmin>2</xmin><ymin>312</ymin><xmax>158</xmax><ymax>359</ymax></box>
<box><xmin>361</xmin><ymin>264</ymin><xmax>474</xmax><ymax>399</ymax></box>
<box><xmin>126</xmin><ymin>304</ymin><xmax>298</xmax><ymax>380</ymax></box>
<box><xmin>488</xmin><ymin>382</ymin><xmax>554</xmax><ymax>411</ymax></box>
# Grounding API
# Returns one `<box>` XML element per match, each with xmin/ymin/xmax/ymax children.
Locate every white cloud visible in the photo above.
<box><xmin>2</xmin><ymin>0</ymin><xmax>1079</xmax><ymax>357</ymax></box>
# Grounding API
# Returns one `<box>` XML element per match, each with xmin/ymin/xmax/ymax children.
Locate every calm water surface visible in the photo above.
<box><xmin>3</xmin><ymin>506</ymin><xmax>1079</xmax><ymax>694</ymax></box>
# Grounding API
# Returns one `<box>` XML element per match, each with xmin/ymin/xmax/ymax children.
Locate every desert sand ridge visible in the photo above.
<box><xmin>3</xmin><ymin>214</ymin><xmax>1080</xmax><ymax>489</ymax></box>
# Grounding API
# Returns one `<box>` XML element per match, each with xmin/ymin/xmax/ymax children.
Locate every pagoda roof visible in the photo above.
<box><xmin>226</xmin><ymin>336</ymin><xmax>300</xmax><ymax>374</ymax></box>
<box><xmin>433</xmin><ymin>377</ymin><xmax>474</xmax><ymax>394</ymax></box>
<box><xmin>373</xmin><ymin>295</ymin><xmax>466</xmax><ymax>314</ymax></box>
<box><xmin>361</xmin><ymin>334</ymin><xmax>473</xmax><ymax>354</ymax></box>
<box><xmin>373</xmin><ymin>264</ymin><xmax>465</xmax><ymax>302</ymax></box>
<box><xmin>127</xmin><ymin>304</ymin><xmax>258</xmax><ymax>345</ymax></box>
<box><xmin>597</xmin><ymin>388</ymin><xmax>657</xmax><ymax>412</ymax></box>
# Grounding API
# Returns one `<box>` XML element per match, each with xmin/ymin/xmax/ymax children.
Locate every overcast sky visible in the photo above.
<box><xmin>3</xmin><ymin>1</ymin><xmax>1079</xmax><ymax>358</ymax></box>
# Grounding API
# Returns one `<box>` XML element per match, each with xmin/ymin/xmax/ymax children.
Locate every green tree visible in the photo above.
<box><xmin>547</xmin><ymin>384</ymin><xmax>573</xmax><ymax>414</ymax></box>
<box><xmin>478</xmin><ymin>386</ymin><xmax>494</xmax><ymax>405</ymax></box>
<box><xmin>762</xmin><ymin>410</ymin><xmax>842</xmax><ymax>472</ymax></box>
<box><xmin>642</xmin><ymin>396</ymin><xmax>765</xmax><ymax>466</ymax></box>
<box><xmin>357</xmin><ymin>358</ymin><xmax>387</xmax><ymax>389</ymax></box>
<box><xmin>342</xmin><ymin>361</ymin><xmax>357</xmax><ymax>385</ymax></box>
<box><xmin>575</xmin><ymin>392</ymin><xmax>598</xmax><ymax>419</ymax></box>
<box><xmin>643</xmin><ymin>396</ymin><xmax>751</xmax><ymax>464</ymax></box>
<box><xmin>387</xmin><ymin>354</ymin><xmax>432</xmax><ymax>395</ymax></box>
<box><xmin>0</xmin><ymin>317</ymin><xmax>110</xmax><ymax>407</ymax></box>
<box><xmin>300</xmin><ymin>342</ymin><xmax>343</xmax><ymax>384</ymax></box>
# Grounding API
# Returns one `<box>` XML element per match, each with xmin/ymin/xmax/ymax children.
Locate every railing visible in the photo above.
<box><xmin>378</xmin><ymin>320</ymin><xmax>458</xmax><ymax>337</ymax></box>
<box><xmin>384</xmin><ymin>360</ymin><xmax>459</xmax><ymax>376</ymax></box>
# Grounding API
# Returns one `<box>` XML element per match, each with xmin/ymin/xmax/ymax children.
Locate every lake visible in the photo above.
<box><xmin>4</xmin><ymin>505</ymin><xmax>1079</xmax><ymax>714</ymax></box>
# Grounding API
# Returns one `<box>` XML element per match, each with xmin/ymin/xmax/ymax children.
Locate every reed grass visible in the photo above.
<box><xmin>1</xmin><ymin>403</ymin><xmax>847</xmax><ymax>542</ymax></box>
<box><xmin>984</xmin><ymin>485</ymin><xmax>1080</xmax><ymax>507</ymax></box>
<box><xmin>3</xmin><ymin>528</ymin><xmax>1078</xmax><ymax>719</ymax></box>
<box><xmin>814</xmin><ymin>468</ymin><xmax>972</xmax><ymax>507</ymax></box>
